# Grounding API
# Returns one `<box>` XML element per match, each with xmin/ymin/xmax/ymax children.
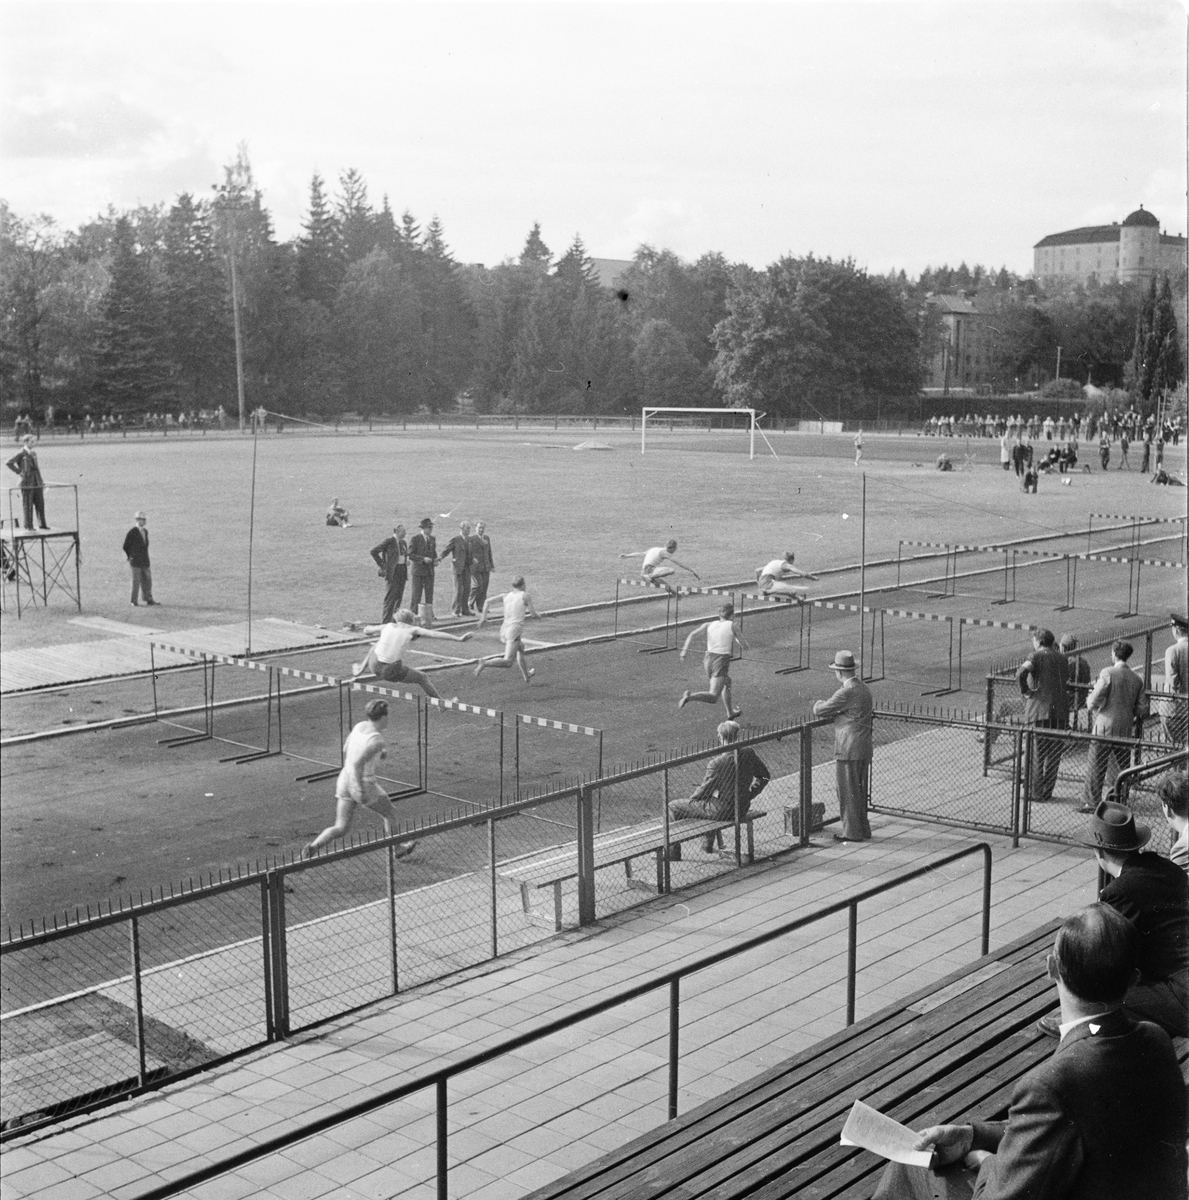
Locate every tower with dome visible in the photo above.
<box><xmin>1033</xmin><ymin>205</ymin><xmax>1185</xmax><ymax>287</ymax></box>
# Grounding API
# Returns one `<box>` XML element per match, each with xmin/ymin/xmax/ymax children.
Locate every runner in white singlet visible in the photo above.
<box><xmin>473</xmin><ymin>576</ymin><xmax>540</xmax><ymax>683</ymax></box>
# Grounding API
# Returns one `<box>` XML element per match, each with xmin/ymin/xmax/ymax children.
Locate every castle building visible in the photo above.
<box><xmin>1033</xmin><ymin>206</ymin><xmax>1186</xmax><ymax>287</ymax></box>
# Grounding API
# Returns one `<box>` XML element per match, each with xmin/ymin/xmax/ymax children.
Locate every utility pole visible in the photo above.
<box><xmin>229</xmin><ymin>246</ymin><xmax>247</xmax><ymax>433</ymax></box>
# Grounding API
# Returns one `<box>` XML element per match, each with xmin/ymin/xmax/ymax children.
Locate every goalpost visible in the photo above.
<box><xmin>640</xmin><ymin>407</ymin><xmax>778</xmax><ymax>459</ymax></box>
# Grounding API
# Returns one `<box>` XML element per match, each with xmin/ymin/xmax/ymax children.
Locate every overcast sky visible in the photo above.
<box><xmin>1</xmin><ymin>0</ymin><xmax>1185</xmax><ymax>276</ymax></box>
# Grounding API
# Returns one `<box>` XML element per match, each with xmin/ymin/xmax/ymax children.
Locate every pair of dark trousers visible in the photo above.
<box><xmin>130</xmin><ymin>566</ymin><xmax>153</xmax><ymax>605</ymax></box>
<box><xmin>381</xmin><ymin>571</ymin><xmax>407</xmax><ymax>624</ymax></box>
<box><xmin>409</xmin><ymin>569</ymin><xmax>434</xmax><ymax>609</ymax></box>
<box><xmin>470</xmin><ymin>571</ymin><xmax>490</xmax><ymax>614</ymax></box>
<box><xmin>20</xmin><ymin>487</ymin><xmax>47</xmax><ymax>529</ymax></box>
<box><xmin>1028</xmin><ymin>719</ymin><xmax>1065</xmax><ymax>801</ymax></box>
<box><xmin>451</xmin><ymin>569</ymin><xmax>471</xmax><ymax>615</ymax></box>
<box><xmin>836</xmin><ymin>758</ymin><xmax>872</xmax><ymax>839</ymax></box>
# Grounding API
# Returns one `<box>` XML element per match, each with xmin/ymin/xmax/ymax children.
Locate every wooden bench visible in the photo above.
<box><xmin>500</xmin><ymin>812</ymin><xmax>766</xmax><ymax>931</ymax></box>
<box><xmin>520</xmin><ymin>919</ymin><xmax>1189</xmax><ymax>1199</ymax></box>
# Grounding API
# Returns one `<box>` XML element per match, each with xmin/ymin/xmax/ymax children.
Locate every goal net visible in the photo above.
<box><xmin>640</xmin><ymin>407</ymin><xmax>775</xmax><ymax>459</ymax></box>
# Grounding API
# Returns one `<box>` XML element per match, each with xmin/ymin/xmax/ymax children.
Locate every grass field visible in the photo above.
<box><xmin>1</xmin><ymin>425</ymin><xmax>1185</xmax><ymax>927</ymax></box>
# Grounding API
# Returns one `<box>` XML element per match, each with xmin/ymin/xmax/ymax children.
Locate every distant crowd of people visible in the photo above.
<box><xmin>920</xmin><ymin>408</ymin><xmax>1183</xmax><ymax>445</ymax></box>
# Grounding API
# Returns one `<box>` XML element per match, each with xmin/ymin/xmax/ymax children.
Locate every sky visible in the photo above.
<box><xmin>1</xmin><ymin>0</ymin><xmax>1185</xmax><ymax>277</ymax></box>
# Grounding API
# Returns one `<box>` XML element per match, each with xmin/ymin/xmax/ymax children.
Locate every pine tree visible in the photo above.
<box><xmin>161</xmin><ymin>193</ymin><xmax>234</xmax><ymax>406</ymax></box>
<box><xmin>399</xmin><ymin>210</ymin><xmax>421</xmax><ymax>249</ymax></box>
<box><xmin>94</xmin><ymin>215</ymin><xmax>172</xmax><ymax>413</ymax></box>
<box><xmin>295</xmin><ymin>172</ymin><xmax>343</xmax><ymax>306</ymax></box>
<box><xmin>519</xmin><ymin>222</ymin><xmax>551</xmax><ymax>269</ymax></box>
<box><xmin>554</xmin><ymin>234</ymin><xmax>600</xmax><ymax>291</ymax></box>
<box><xmin>337</xmin><ymin>168</ymin><xmax>375</xmax><ymax>264</ymax></box>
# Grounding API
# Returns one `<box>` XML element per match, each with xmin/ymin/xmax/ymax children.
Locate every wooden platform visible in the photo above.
<box><xmin>0</xmin><ymin>618</ymin><xmax>357</xmax><ymax>694</ymax></box>
<box><xmin>522</xmin><ymin>920</ymin><xmax>1189</xmax><ymax>1200</ymax></box>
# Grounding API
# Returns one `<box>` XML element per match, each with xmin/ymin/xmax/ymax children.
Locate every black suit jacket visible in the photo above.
<box><xmin>971</xmin><ymin>1010</ymin><xmax>1186</xmax><ymax>1199</ymax></box>
<box><xmin>1101</xmin><ymin>852</ymin><xmax>1189</xmax><ymax>983</ymax></box>
<box><xmin>370</xmin><ymin>536</ymin><xmax>408</xmax><ymax>582</ymax></box>
<box><xmin>409</xmin><ymin>533</ymin><xmax>436</xmax><ymax>575</ymax></box>
<box><xmin>122</xmin><ymin>526</ymin><xmax>150</xmax><ymax>568</ymax></box>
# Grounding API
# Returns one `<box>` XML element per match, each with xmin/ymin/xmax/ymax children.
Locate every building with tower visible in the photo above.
<box><xmin>1033</xmin><ymin>206</ymin><xmax>1185</xmax><ymax>287</ymax></box>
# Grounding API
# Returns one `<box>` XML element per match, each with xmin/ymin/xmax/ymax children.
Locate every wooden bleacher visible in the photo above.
<box><xmin>522</xmin><ymin>920</ymin><xmax>1189</xmax><ymax>1199</ymax></box>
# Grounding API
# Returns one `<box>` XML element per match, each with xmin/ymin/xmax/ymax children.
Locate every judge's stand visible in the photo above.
<box><xmin>2</xmin><ymin>484</ymin><xmax>81</xmax><ymax>617</ymax></box>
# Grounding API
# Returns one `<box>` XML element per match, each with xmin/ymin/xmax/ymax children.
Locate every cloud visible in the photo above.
<box><xmin>2</xmin><ymin>93</ymin><xmax>164</xmax><ymax>158</ymax></box>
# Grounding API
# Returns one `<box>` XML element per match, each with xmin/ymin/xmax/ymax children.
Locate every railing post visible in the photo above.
<box><xmin>387</xmin><ymin>841</ymin><xmax>400</xmax><ymax>995</ymax></box>
<box><xmin>799</xmin><ymin>723</ymin><xmax>813</xmax><ymax>847</ymax></box>
<box><xmin>576</xmin><ymin>785</ymin><xmax>596</xmax><ymax>926</ymax></box>
<box><xmin>267</xmin><ymin>869</ymin><xmax>290</xmax><ymax>1037</ymax></box>
<box><xmin>846</xmin><ymin>902</ymin><xmax>858</xmax><ymax>1025</ymax></box>
<box><xmin>981</xmin><ymin>845</ymin><xmax>992</xmax><ymax>956</ymax></box>
<box><xmin>130</xmin><ymin>915</ymin><xmax>148</xmax><ymax>1085</ymax></box>
<box><xmin>983</xmin><ymin>675</ymin><xmax>995</xmax><ymax>776</ymax></box>
<box><xmin>489</xmin><ymin>818</ymin><xmax>498</xmax><ymax>959</ymax></box>
<box><xmin>260</xmin><ymin>877</ymin><xmax>276</xmax><ymax>1041</ymax></box>
<box><xmin>733</xmin><ymin>748</ymin><xmax>743</xmax><ymax>866</ymax></box>
<box><xmin>1020</xmin><ymin>729</ymin><xmax>1034</xmax><ymax>838</ymax></box>
<box><xmin>662</xmin><ymin>769</ymin><xmax>671</xmax><ymax>894</ymax></box>
<box><xmin>668</xmin><ymin>978</ymin><xmax>680</xmax><ymax>1120</ymax></box>
<box><xmin>436</xmin><ymin>1077</ymin><xmax>448</xmax><ymax>1200</ymax></box>
<box><xmin>1009</xmin><ymin>728</ymin><xmax>1022</xmax><ymax>849</ymax></box>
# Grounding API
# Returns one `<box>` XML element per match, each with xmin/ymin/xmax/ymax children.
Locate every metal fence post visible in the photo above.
<box><xmin>576</xmin><ymin>785</ymin><xmax>596</xmax><ymax>926</ymax></box>
<box><xmin>387</xmin><ymin>843</ymin><xmax>400</xmax><ymax>996</ymax></box>
<box><xmin>488</xmin><ymin>818</ymin><xmax>498</xmax><ymax>959</ymax></box>
<box><xmin>668</xmin><ymin>978</ymin><xmax>680</xmax><ymax>1120</ymax></box>
<box><xmin>436</xmin><ymin>1077</ymin><xmax>448</xmax><ymax>1200</ymax></box>
<box><xmin>799</xmin><ymin>722</ymin><xmax>813</xmax><ymax>847</ymax></box>
<box><xmin>846</xmin><ymin>902</ymin><xmax>858</xmax><ymax>1025</ymax></box>
<box><xmin>129</xmin><ymin>915</ymin><xmax>148</xmax><ymax>1085</ymax></box>
<box><xmin>261</xmin><ymin>877</ymin><xmax>276</xmax><ymax>1041</ymax></box>
<box><xmin>1009</xmin><ymin>728</ymin><xmax>1023</xmax><ymax>849</ymax></box>
<box><xmin>267</xmin><ymin>870</ymin><xmax>290</xmax><ymax>1037</ymax></box>
<box><xmin>662</xmin><ymin>769</ymin><xmax>672</xmax><ymax>894</ymax></box>
<box><xmin>1020</xmin><ymin>729</ymin><xmax>1034</xmax><ymax>838</ymax></box>
<box><xmin>983</xmin><ymin>676</ymin><xmax>995</xmax><ymax>776</ymax></box>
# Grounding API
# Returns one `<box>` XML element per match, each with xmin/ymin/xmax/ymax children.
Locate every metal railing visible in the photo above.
<box><xmin>131</xmin><ymin>843</ymin><xmax>993</xmax><ymax>1200</ymax></box>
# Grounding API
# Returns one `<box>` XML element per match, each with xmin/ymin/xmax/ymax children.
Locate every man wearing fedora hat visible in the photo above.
<box><xmin>408</xmin><ymin>517</ymin><xmax>437</xmax><ymax>621</ymax></box>
<box><xmin>1049</xmin><ymin>800</ymin><xmax>1189</xmax><ymax>1039</ymax></box>
<box><xmin>812</xmin><ymin>650</ymin><xmax>873</xmax><ymax>841</ymax></box>
<box><xmin>876</xmin><ymin>904</ymin><xmax>1186</xmax><ymax>1200</ymax></box>
<box><xmin>122</xmin><ymin>511</ymin><xmax>156</xmax><ymax>606</ymax></box>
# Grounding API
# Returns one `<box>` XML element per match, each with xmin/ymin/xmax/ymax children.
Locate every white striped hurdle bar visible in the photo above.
<box><xmin>513</xmin><ymin>712</ymin><xmax>605</xmax><ymax>800</ymax></box>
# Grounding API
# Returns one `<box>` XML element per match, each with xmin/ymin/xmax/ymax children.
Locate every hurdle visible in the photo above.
<box><xmin>614</xmin><ymin>577</ymin><xmax>681</xmax><ymax>653</ymax></box>
<box><xmin>154</xmin><ymin>650</ymin><xmax>217</xmax><ymax>747</ymax></box>
<box><xmin>512</xmin><ymin>713</ymin><xmax>604</xmax><ymax>802</ymax></box>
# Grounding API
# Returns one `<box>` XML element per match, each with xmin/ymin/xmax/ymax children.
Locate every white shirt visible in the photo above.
<box><xmin>705</xmin><ymin>618</ymin><xmax>735</xmax><ymax>655</ymax></box>
<box><xmin>642</xmin><ymin>547</ymin><xmax>670</xmax><ymax>572</ymax></box>
<box><xmin>374</xmin><ymin>623</ymin><xmax>416</xmax><ymax>664</ymax></box>
<box><xmin>760</xmin><ymin>558</ymin><xmax>792</xmax><ymax>580</ymax></box>
<box><xmin>502</xmin><ymin>590</ymin><xmax>530</xmax><ymax>626</ymax></box>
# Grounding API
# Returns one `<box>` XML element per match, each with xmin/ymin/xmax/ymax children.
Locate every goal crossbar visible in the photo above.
<box><xmin>641</xmin><ymin>407</ymin><xmax>773</xmax><ymax>459</ymax></box>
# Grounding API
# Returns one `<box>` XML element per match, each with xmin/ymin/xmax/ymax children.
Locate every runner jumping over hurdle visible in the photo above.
<box><xmin>301</xmin><ymin>698</ymin><xmax>416</xmax><ymax>860</ymax></box>
<box><xmin>756</xmin><ymin>551</ymin><xmax>817</xmax><ymax>599</ymax></box>
<box><xmin>619</xmin><ymin>540</ymin><xmax>699</xmax><ymax>594</ymax></box>
<box><xmin>350</xmin><ymin>608</ymin><xmax>471</xmax><ymax>698</ymax></box>
<box><xmin>474</xmin><ymin>575</ymin><xmax>540</xmax><ymax>683</ymax></box>
<box><xmin>678</xmin><ymin>602</ymin><xmax>745</xmax><ymax>719</ymax></box>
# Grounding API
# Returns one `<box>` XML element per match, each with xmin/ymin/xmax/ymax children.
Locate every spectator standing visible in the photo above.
<box><xmin>438</xmin><ymin>520</ymin><xmax>474</xmax><ymax>617</ymax></box>
<box><xmin>5</xmin><ymin>434</ymin><xmax>48</xmax><ymax>530</ymax></box>
<box><xmin>1140</xmin><ymin>434</ymin><xmax>1152</xmax><ymax>473</ymax></box>
<box><xmin>1098</xmin><ymin>432</ymin><xmax>1110</xmax><ymax>471</ymax></box>
<box><xmin>370</xmin><ymin>524</ymin><xmax>409</xmax><ymax>624</ymax></box>
<box><xmin>1157</xmin><ymin>772</ymin><xmax>1188</xmax><ymax>872</ymax></box>
<box><xmin>667</xmin><ymin>720</ymin><xmax>770</xmax><ymax>856</ymax></box>
<box><xmin>467</xmin><ymin>521</ymin><xmax>494</xmax><ymax>614</ymax></box>
<box><xmin>999</xmin><ymin>431</ymin><xmax>1010</xmax><ymax>471</ymax></box>
<box><xmin>812</xmin><ymin>650</ymin><xmax>874</xmax><ymax>842</ymax></box>
<box><xmin>1118</xmin><ymin>432</ymin><xmax>1131</xmax><ymax>468</ymax></box>
<box><xmin>1059</xmin><ymin>633</ymin><xmax>1091</xmax><ymax>729</ymax></box>
<box><xmin>1016</xmin><ymin>630</ymin><xmax>1069</xmax><ymax>802</ymax></box>
<box><xmin>408</xmin><ymin>518</ymin><xmax>437</xmax><ymax>620</ymax></box>
<box><xmin>122</xmin><ymin>511</ymin><xmax>156</xmax><ymax>606</ymax></box>
<box><xmin>1078</xmin><ymin>640</ymin><xmax>1144</xmax><ymax>813</ymax></box>
<box><xmin>1161</xmin><ymin>613</ymin><xmax>1188</xmax><ymax>745</ymax></box>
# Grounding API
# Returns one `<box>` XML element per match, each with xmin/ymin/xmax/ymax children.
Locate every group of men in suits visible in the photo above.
<box><xmin>370</xmin><ymin>517</ymin><xmax>494</xmax><ymax>624</ymax></box>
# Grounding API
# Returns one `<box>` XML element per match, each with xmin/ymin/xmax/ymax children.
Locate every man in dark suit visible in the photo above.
<box><xmin>468</xmin><ymin>521</ymin><xmax>494</xmax><ymax>614</ymax></box>
<box><xmin>122</xmin><ymin>511</ymin><xmax>156</xmax><ymax>606</ymax></box>
<box><xmin>875</xmin><ymin>904</ymin><xmax>1187</xmax><ymax>1200</ymax></box>
<box><xmin>6</xmin><ymin>434</ymin><xmax>48</xmax><ymax>530</ymax></box>
<box><xmin>812</xmin><ymin>650</ymin><xmax>874</xmax><ymax>842</ymax></box>
<box><xmin>407</xmin><ymin>517</ymin><xmax>437</xmax><ymax>618</ymax></box>
<box><xmin>369</xmin><ymin>523</ymin><xmax>408</xmax><ymax>624</ymax></box>
<box><xmin>1016</xmin><ymin>629</ymin><xmax>1068</xmax><ymax>802</ymax></box>
<box><xmin>437</xmin><ymin>520</ymin><xmax>473</xmax><ymax>617</ymax></box>
<box><xmin>1079</xmin><ymin>641</ymin><xmax>1144</xmax><ymax>812</ymax></box>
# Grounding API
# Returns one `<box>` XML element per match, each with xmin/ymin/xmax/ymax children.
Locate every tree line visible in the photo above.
<box><xmin>1</xmin><ymin>152</ymin><xmax>1183</xmax><ymax>422</ymax></box>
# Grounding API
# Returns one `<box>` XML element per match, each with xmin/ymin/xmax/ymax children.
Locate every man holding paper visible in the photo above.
<box><xmin>870</xmin><ymin>904</ymin><xmax>1186</xmax><ymax>1200</ymax></box>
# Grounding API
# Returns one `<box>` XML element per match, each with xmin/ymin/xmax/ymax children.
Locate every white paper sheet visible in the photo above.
<box><xmin>839</xmin><ymin>1099</ymin><xmax>935</xmax><ymax>1167</ymax></box>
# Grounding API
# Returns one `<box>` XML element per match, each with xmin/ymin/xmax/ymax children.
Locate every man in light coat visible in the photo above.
<box><xmin>812</xmin><ymin>650</ymin><xmax>873</xmax><ymax>842</ymax></box>
<box><xmin>1079</xmin><ymin>640</ymin><xmax>1144</xmax><ymax>813</ymax></box>
<box><xmin>1016</xmin><ymin>629</ymin><xmax>1069</xmax><ymax>802</ymax></box>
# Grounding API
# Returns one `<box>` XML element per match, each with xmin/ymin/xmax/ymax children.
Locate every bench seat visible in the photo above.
<box><xmin>500</xmin><ymin>812</ymin><xmax>766</xmax><ymax>931</ymax></box>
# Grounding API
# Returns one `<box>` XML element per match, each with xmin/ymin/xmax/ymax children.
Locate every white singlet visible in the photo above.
<box><xmin>374</xmin><ymin>622</ymin><xmax>416</xmax><ymax>664</ymax></box>
<box><xmin>760</xmin><ymin>559</ymin><xmax>789</xmax><ymax>580</ymax></box>
<box><xmin>337</xmin><ymin>722</ymin><xmax>384</xmax><ymax>802</ymax></box>
<box><xmin>500</xmin><ymin>590</ymin><xmax>530</xmax><ymax>642</ymax></box>
<box><xmin>705</xmin><ymin>618</ymin><xmax>735</xmax><ymax>655</ymax></box>
<box><xmin>642</xmin><ymin>547</ymin><xmax>670</xmax><ymax>573</ymax></box>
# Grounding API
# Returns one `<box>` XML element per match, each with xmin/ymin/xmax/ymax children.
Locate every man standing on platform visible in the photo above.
<box><xmin>122</xmin><ymin>511</ymin><xmax>156</xmax><ymax>606</ymax></box>
<box><xmin>438</xmin><ymin>520</ymin><xmax>473</xmax><ymax>617</ymax></box>
<box><xmin>6</xmin><ymin>434</ymin><xmax>48</xmax><ymax>530</ymax></box>
<box><xmin>1161</xmin><ymin>613</ymin><xmax>1188</xmax><ymax>746</ymax></box>
<box><xmin>812</xmin><ymin>650</ymin><xmax>873</xmax><ymax>842</ymax></box>
<box><xmin>468</xmin><ymin>520</ymin><xmax>494</xmax><ymax>614</ymax></box>
<box><xmin>408</xmin><ymin>517</ymin><xmax>437</xmax><ymax>620</ymax></box>
<box><xmin>369</xmin><ymin>523</ymin><xmax>409</xmax><ymax>624</ymax></box>
<box><xmin>1016</xmin><ymin>629</ymin><xmax>1068</xmax><ymax>802</ymax></box>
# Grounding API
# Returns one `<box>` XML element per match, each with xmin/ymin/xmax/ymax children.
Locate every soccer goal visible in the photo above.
<box><xmin>640</xmin><ymin>407</ymin><xmax>778</xmax><ymax>459</ymax></box>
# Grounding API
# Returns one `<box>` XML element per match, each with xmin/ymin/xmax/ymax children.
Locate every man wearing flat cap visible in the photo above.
<box><xmin>1039</xmin><ymin>800</ymin><xmax>1188</xmax><ymax>1039</ymax></box>
<box><xmin>122</xmin><ymin>511</ymin><xmax>156</xmax><ymax>606</ymax></box>
<box><xmin>812</xmin><ymin>650</ymin><xmax>873</xmax><ymax>842</ymax></box>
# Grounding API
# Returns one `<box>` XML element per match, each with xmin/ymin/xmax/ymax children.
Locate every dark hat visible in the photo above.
<box><xmin>831</xmin><ymin>650</ymin><xmax>857</xmax><ymax>673</ymax></box>
<box><xmin>1082</xmin><ymin>801</ymin><xmax>1150</xmax><ymax>853</ymax></box>
<box><xmin>1172</xmin><ymin>613</ymin><xmax>1188</xmax><ymax>630</ymax></box>
<box><xmin>419</xmin><ymin>517</ymin><xmax>434</xmax><ymax>528</ymax></box>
